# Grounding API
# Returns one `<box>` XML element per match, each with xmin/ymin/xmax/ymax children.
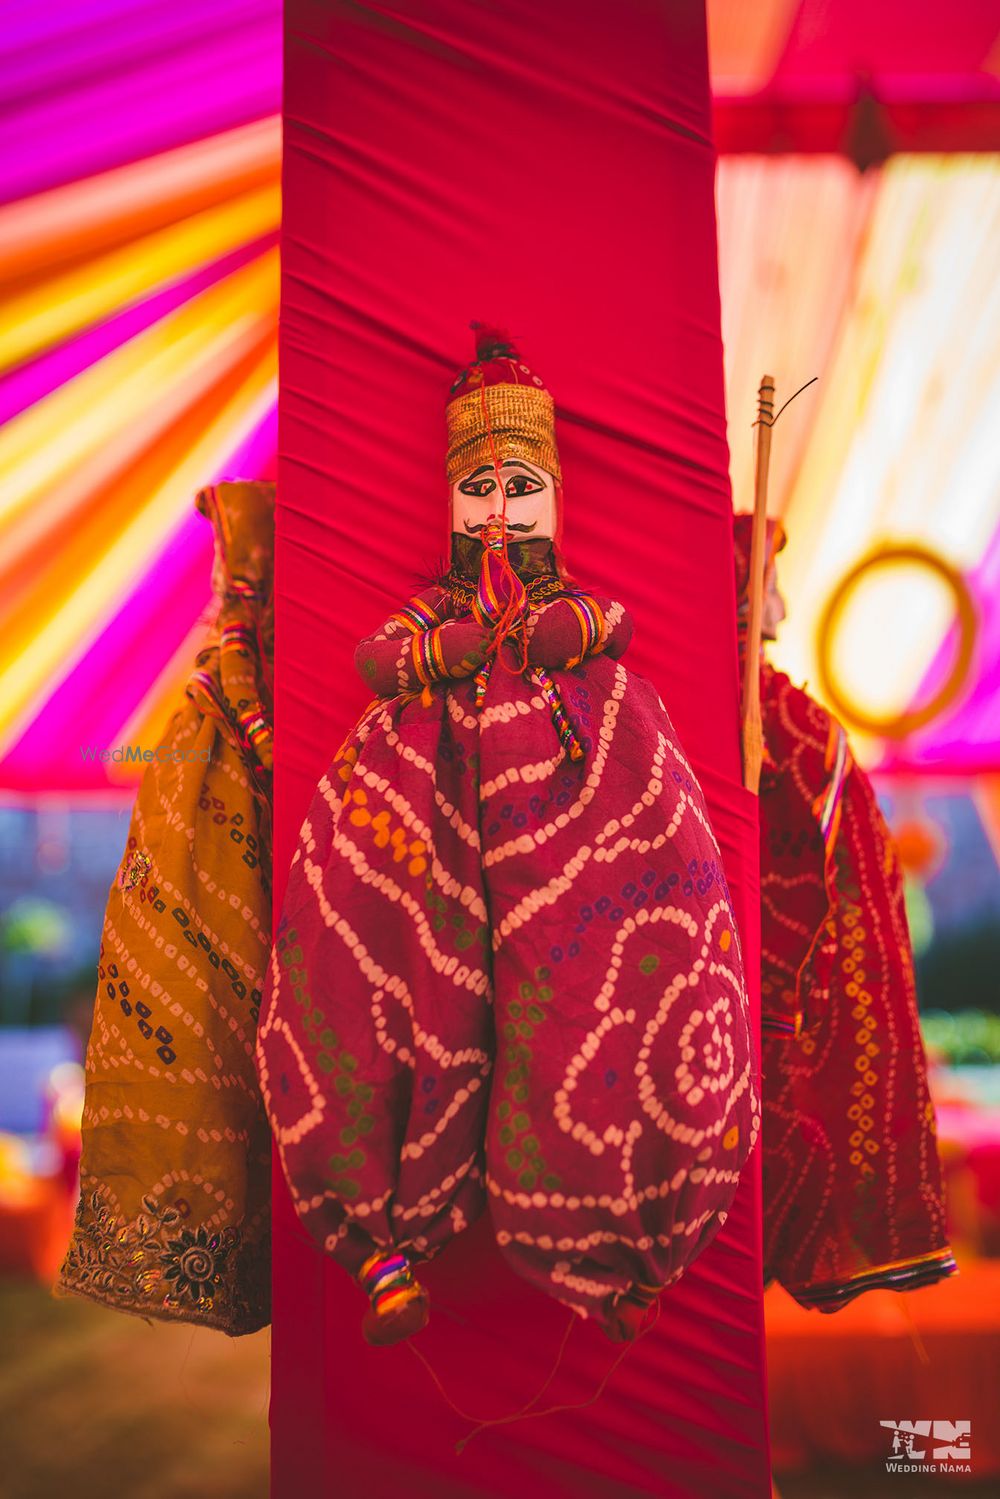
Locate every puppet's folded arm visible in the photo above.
<box><xmin>354</xmin><ymin>585</ymin><xmax>490</xmax><ymax>697</ymax></box>
<box><xmin>526</xmin><ymin>593</ymin><xmax>633</xmax><ymax>668</ymax></box>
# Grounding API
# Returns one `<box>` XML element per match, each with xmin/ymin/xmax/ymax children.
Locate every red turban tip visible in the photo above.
<box><xmin>471</xmin><ymin>322</ymin><xmax>517</xmax><ymax>362</ymax></box>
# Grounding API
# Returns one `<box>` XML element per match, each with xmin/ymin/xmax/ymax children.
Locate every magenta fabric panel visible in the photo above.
<box><xmin>274</xmin><ymin>3</ymin><xmax>768</xmax><ymax>1494</ymax></box>
<box><xmin>2</xmin><ymin>0</ymin><xmax>281</xmax><ymax>203</ymax></box>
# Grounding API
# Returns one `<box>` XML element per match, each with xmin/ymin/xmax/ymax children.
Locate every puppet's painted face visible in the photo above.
<box><xmin>762</xmin><ymin>560</ymin><xmax>787</xmax><ymax>640</ymax></box>
<box><xmin>450</xmin><ymin>458</ymin><xmax>557</xmax><ymax>541</ymax></box>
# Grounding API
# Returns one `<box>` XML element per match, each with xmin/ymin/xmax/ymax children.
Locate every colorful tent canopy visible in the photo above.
<box><xmin>0</xmin><ymin>3</ymin><xmax>280</xmax><ymax>792</ymax></box>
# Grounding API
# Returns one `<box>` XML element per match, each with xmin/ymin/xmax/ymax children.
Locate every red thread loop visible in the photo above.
<box><xmin>475</xmin><ymin>382</ymin><xmax>529</xmax><ymax>676</ymax></box>
<box><xmin>406</xmin><ymin>1308</ymin><xmax>576</xmax><ymax>1446</ymax></box>
<box><xmin>406</xmin><ymin>1301</ymin><xmax>660</xmax><ymax>1455</ymax></box>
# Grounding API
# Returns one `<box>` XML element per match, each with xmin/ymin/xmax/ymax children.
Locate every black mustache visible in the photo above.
<box><xmin>464</xmin><ymin>520</ymin><xmax>537</xmax><ymax>534</ymax></box>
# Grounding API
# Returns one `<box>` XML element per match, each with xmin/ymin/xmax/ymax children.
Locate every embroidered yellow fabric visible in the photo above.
<box><xmin>56</xmin><ymin>481</ymin><xmax>274</xmax><ymax>1335</ymax></box>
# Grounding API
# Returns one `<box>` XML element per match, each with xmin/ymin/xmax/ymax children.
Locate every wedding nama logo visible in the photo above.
<box><xmin>880</xmin><ymin>1420</ymin><xmax>971</xmax><ymax>1474</ymax></box>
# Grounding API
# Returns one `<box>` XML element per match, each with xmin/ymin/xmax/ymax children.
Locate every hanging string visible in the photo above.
<box><xmin>454</xmin><ymin>1300</ymin><xmax>661</xmax><ymax>1453</ymax></box>
<box><xmin>282</xmin><ymin>1208</ymin><xmax>600</xmax><ymax>1439</ymax></box>
<box><xmin>475</xmin><ymin>377</ymin><xmax>530</xmax><ymax>675</ymax></box>
<box><xmin>897</xmin><ymin>1293</ymin><xmax>931</xmax><ymax>1367</ymax></box>
<box><xmin>407</xmin><ymin>1300</ymin><xmax>660</xmax><ymax>1455</ymax></box>
<box><xmin>406</xmin><ymin>1305</ymin><xmax>577</xmax><ymax>1437</ymax></box>
<box><xmin>284</xmin><ymin>1205</ymin><xmax>650</xmax><ymax>1443</ymax></box>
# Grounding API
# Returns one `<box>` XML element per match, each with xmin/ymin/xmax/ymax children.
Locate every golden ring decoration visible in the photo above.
<box><xmin>816</xmin><ymin>543</ymin><xmax>978</xmax><ymax>740</ymax></box>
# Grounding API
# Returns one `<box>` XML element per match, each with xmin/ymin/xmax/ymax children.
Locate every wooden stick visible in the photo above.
<box><xmin>741</xmin><ymin>375</ymin><xmax>775</xmax><ymax>794</ymax></box>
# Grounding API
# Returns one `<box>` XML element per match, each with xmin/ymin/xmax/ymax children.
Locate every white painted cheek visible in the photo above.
<box><xmin>451</xmin><ymin>487</ymin><xmax>502</xmax><ymax>534</ymax></box>
<box><xmin>516</xmin><ymin>486</ymin><xmax>555</xmax><ymax>538</ymax></box>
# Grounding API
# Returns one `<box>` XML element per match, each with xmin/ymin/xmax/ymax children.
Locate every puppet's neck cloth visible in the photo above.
<box><xmin>449</xmin><ymin>533</ymin><xmax>559</xmax><ymax>581</ymax></box>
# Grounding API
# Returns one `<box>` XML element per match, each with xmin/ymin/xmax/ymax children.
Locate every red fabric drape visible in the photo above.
<box><xmin>275</xmin><ymin>3</ymin><xmax>769</xmax><ymax>1494</ymax></box>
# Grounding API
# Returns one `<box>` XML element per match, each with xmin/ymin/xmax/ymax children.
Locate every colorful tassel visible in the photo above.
<box><xmin>473</xmin><ymin>656</ymin><xmax>494</xmax><ymax>708</ymax></box>
<box><xmin>532</xmin><ymin>666</ymin><xmax>585</xmax><ymax>761</ymax></box>
<box><xmin>762</xmin><ymin>1010</ymin><xmax>805</xmax><ymax>1038</ymax></box>
<box><xmin>359</xmin><ymin>1247</ymin><xmax>423</xmax><ymax>1321</ymax></box>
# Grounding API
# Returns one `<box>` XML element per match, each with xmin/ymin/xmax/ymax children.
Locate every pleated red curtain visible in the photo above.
<box><xmin>275</xmin><ymin>3</ymin><xmax>769</xmax><ymax>1493</ymax></box>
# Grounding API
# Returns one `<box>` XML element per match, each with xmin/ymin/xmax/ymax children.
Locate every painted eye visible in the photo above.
<box><xmin>505</xmin><ymin>473</ymin><xmax>544</xmax><ymax>497</ymax></box>
<box><xmin>459</xmin><ymin>477</ymin><xmax>496</xmax><ymax>498</ymax></box>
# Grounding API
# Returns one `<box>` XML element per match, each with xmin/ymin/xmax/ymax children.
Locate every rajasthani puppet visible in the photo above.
<box><xmin>258</xmin><ymin>332</ymin><xmax>756</xmax><ymax>1345</ymax></box>
<box><xmin>57</xmin><ymin>480</ymin><xmax>274</xmax><ymax>1334</ymax></box>
<box><xmin>735</xmin><ymin>515</ymin><xmax>954</xmax><ymax>1309</ymax></box>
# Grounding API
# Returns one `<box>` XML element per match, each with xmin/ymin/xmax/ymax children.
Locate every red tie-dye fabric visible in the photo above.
<box><xmin>755</xmin><ymin>661</ymin><xmax>955</xmax><ymax>1309</ymax></box>
<box><xmin>258</xmin><ymin>572</ymin><xmax>757</xmax><ymax>1334</ymax></box>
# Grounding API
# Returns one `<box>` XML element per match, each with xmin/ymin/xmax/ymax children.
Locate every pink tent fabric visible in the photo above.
<box><xmin>274</xmin><ymin>2</ymin><xmax>769</xmax><ymax>1493</ymax></box>
<box><xmin>713</xmin><ymin>0</ymin><xmax>1000</xmax><ymax>154</ymax></box>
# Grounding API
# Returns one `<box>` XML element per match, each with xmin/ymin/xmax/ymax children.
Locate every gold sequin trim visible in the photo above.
<box><xmin>57</xmin><ymin>1185</ymin><xmax>270</xmax><ymax>1336</ymax></box>
<box><xmin>446</xmin><ymin>383</ymin><xmax>561</xmax><ymax>483</ymax></box>
<box><xmin>119</xmin><ymin>850</ymin><xmax>152</xmax><ymax>890</ymax></box>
